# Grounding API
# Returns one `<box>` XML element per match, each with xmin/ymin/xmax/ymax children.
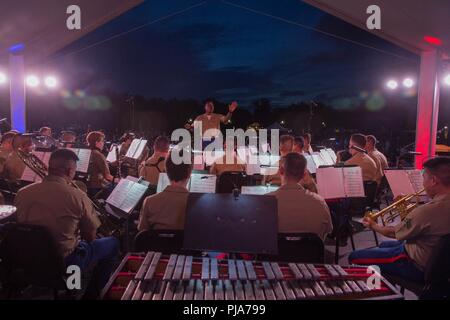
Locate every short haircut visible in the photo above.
<box><xmin>86</xmin><ymin>131</ymin><xmax>105</xmax><ymax>148</ymax></box>
<box><xmin>39</xmin><ymin>126</ymin><xmax>51</xmax><ymax>134</ymax></box>
<box><xmin>302</xmin><ymin>133</ymin><xmax>311</xmax><ymax>143</ymax></box>
<box><xmin>48</xmin><ymin>149</ymin><xmax>79</xmax><ymax>175</ymax></box>
<box><xmin>280</xmin><ymin>152</ymin><xmax>307</xmax><ymax>181</ymax></box>
<box><xmin>294</xmin><ymin>136</ymin><xmax>305</xmax><ymax>150</ymax></box>
<box><xmin>1</xmin><ymin>131</ymin><xmax>17</xmax><ymax>144</ymax></box>
<box><xmin>120</xmin><ymin>132</ymin><xmax>136</xmax><ymax>143</ymax></box>
<box><xmin>280</xmin><ymin>135</ymin><xmax>294</xmax><ymax>151</ymax></box>
<box><xmin>423</xmin><ymin>157</ymin><xmax>450</xmax><ymax>187</ymax></box>
<box><xmin>366</xmin><ymin>135</ymin><xmax>377</xmax><ymax>146</ymax></box>
<box><xmin>153</xmin><ymin>136</ymin><xmax>170</xmax><ymax>153</ymax></box>
<box><xmin>166</xmin><ymin>151</ymin><xmax>192</xmax><ymax>182</ymax></box>
<box><xmin>350</xmin><ymin>133</ymin><xmax>367</xmax><ymax>148</ymax></box>
<box><xmin>60</xmin><ymin>131</ymin><xmax>77</xmax><ymax>142</ymax></box>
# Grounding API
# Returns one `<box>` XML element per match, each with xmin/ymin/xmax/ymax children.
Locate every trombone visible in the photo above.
<box><xmin>16</xmin><ymin>149</ymin><xmax>121</xmax><ymax>236</ymax></box>
<box><xmin>365</xmin><ymin>188</ymin><xmax>425</xmax><ymax>225</ymax></box>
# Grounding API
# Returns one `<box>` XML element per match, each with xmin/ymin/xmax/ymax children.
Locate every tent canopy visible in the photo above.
<box><xmin>303</xmin><ymin>0</ymin><xmax>450</xmax><ymax>57</ymax></box>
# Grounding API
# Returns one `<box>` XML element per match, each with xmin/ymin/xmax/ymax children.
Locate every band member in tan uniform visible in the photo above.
<box><xmin>139</xmin><ymin>136</ymin><xmax>170</xmax><ymax>185</ymax></box>
<box><xmin>345</xmin><ymin>133</ymin><xmax>378</xmax><ymax>182</ymax></box>
<box><xmin>3</xmin><ymin>134</ymin><xmax>34</xmax><ymax>183</ymax></box>
<box><xmin>86</xmin><ymin>131</ymin><xmax>114</xmax><ymax>196</ymax></box>
<box><xmin>365</xmin><ymin>135</ymin><xmax>389</xmax><ymax>184</ymax></box>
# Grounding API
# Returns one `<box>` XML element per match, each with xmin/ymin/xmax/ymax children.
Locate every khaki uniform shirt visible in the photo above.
<box><xmin>87</xmin><ymin>149</ymin><xmax>111</xmax><ymax>188</ymax></box>
<box><xmin>15</xmin><ymin>175</ymin><xmax>101</xmax><ymax>257</ymax></box>
<box><xmin>395</xmin><ymin>193</ymin><xmax>450</xmax><ymax>271</ymax></box>
<box><xmin>368</xmin><ymin>149</ymin><xmax>389</xmax><ymax>183</ymax></box>
<box><xmin>268</xmin><ymin>183</ymin><xmax>332</xmax><ymax>240</ymax></box>
<box><xmin>138</xmin><ymin>185</ymin><xmax>189</xmax><ymax>231</ymax></box>
<box><xmin>210</xmin><ymin>154</ymin><xmax>245</xmax><ymax>176</ymax></box>
<box><xmin>345</xmin><ymin>152</ymin><xmax>378</xmax><ymax>182</ymax></box>
<box><xmin>3</xmin><ymin>151</ymin><xmax>26</xmax><ymax>182</ymax></box>
<box><xmin>139</xmin><ymin>154</ymin><xmax>166</xmax><ymax>185</ymax></box>
<box><xmin>195</xmin><ymin>113</ymin><xmax>227</xmax><ymax>138</ymax></box>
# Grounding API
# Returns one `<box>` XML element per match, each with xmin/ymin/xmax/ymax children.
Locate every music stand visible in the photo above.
<box><xmin>183</xmin><ymin>193</ymin><xmax>278</xmax><ymax>255</ymax></box>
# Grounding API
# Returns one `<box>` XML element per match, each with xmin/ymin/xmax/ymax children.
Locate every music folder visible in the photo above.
<box><xmin>21</xmin><ymin>151</ymin><xmax>51</xmax><ymax>183</ymax></box>
<box><xmin>156</xmin><ymin>172</ymin><xmax>217</xmax><ymax>193</ymax></box>
<box><xmin>384</xmin><ymin>169</ymin><xmax>426</xmax><ymax>198</ymax></box>
<box><xmin>68</xmin><ymin>148</ymin><xmax>92</xmax><ymax>173</ymax></box>
<box><xmin>106</xmin><ymin>176</ymin><xmax>149</xmax><ymax>215</ymax></box>
<box><xmin>125</xmin><ymin>138</ymin><xmax>148</xmax><ymax>160</ymax></box>
<box><xmin>183</xmin><ymin>193</ymin><xmax>278</xmax><ymax>254</ymax></box>
<box><xmin>106</xmin><ymin>145</ymin><xmax>119</xmax><ymax>163</ymax></box>
<box><xmin>316</xmin><ymin>166</ymin><xmax>365</xmax><ymax>199</ymax></box>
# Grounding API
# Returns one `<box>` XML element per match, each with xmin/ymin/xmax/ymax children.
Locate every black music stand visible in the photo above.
<box><xmin>183</xmin><ymin>193</ymin><xmax>278</xmax><ymax>255</ymax></box>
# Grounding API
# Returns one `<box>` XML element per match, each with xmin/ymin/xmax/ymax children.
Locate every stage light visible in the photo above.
<box><xmin>44</xmin><ymin>76</ymin><xmax>58</xmax><ymax>88</ymax></box>
<box><xmin>386</xmin><ymin>80</ymin><xmax>398</xmax><ymax>90</ymax></box>
<box><xmin>403</xmin><ymin>78</ymin><xmax>414</xmax><ymax>88</ymax></box>
<box><xmin>26</xmin><ymin>75</ymin><xmax>40</xmax><ymax>87</ymax></box>
<box><xmin>0</xmin><ymin>73</ymin><xmax>7</xmax><ymax>84</ymax></box>
<box><xmin>424</xmin><ymin>36</ymin><xmax>443</xmax><ymax>46</ymax></box>
<box><xmin>444</xmin><ymin>74</ymin><xmax>450</xmax><ymax>87</ymax></box>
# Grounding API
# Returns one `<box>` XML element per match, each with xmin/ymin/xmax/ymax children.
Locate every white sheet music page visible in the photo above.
<box><xmin>312</xmin><ymin>153</ymin><xmax>326</xmax><ymax>168</ymax></box>
<box><xmin>189</xmin><ymin>174</ymin><xmax>216</xmax><ymax>193</ymax></box>
<box><xmin>156</xmin><ymin>173</ymin><xmax>171</xmax><ymax>193</ymax></box>
<box><xmin>326</xmin><ymin>149</ymin><xmax>337</xmax><ymax>163</ymax></box>
<box><xmin>106</xmin><ymin>146</ymin><xmax>118</xmax><ymax>163</ymax></box>
<box><xmin>107</xmin><ymin>178</ymin><xmax>148</xmax><ymax>213</ymax></box>
<box><xmin>75</xmin><ymin>149</ymin><xmax>91</xmax><ymax>173</ymax></box>
<box><xmin>343</xmin><ymin>167</ymin><xmax>365</xmax><ymax>197</ymax></box>
<box><xmin>107</xmin><ymin>179</ymin><xmax>133</xmax><ymax>210</ymax></box>
<box><xmin>125</xmin><ymin>139</ymin><xmax>148</xmax><ymax>159</ymax></box>
<box><xmin>316</xmin><ymin>167</ymin><xmax>345</xmax><ymax>199</ymax></box>
<box><xmin>241</xmin><ymin>186</ymin><xmax>279</xmax><ymax>195</ymax></box>
<box><xmin>384</xmin><ymin>170</ymin><xmax>416</xmax><ymax>198</ymax></box>
<box><xmin>406</xmin><ymin>170</ymin><xmax>425</xmax><ymax>194</ymax></box>
<box><xmin>304</xmin><ymin>154</ymin><xmax>317</xmax><ymax>174</ymax></box>
<box><xmin>320</xmin><ymin>149</ymin><xmax>334</xmax><ymax>166</ymax></box>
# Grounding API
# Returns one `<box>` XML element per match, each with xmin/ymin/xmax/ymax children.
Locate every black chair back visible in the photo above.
<box><xmin>216</xmin><ymin>171</ymin><xmax>247</xmax><ymax>194</ymax></box>
<box><xmin>134</xmin><ymin>229</ymin><xmax>185</xmax><ymax>254</ymax></box>
<box><xmin>0</xmin><ymin>223</ymin><xmax>66</xmax><ymax>290</ymax></box>
<box><xmin>261</xmin><ymin>233</ymin><xmax>324</xmax><ymax>263</ymax></box>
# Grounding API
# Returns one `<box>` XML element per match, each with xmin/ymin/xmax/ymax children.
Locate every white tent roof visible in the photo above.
<box><xmin>303</xmin><ymin>0</ymin><xmax>450</xmax><ymax>57</ymax></box>
<box><xmin>0</xmin><ymin>0</ymin><xmax>143</xmax><ymax>65</ymax></box>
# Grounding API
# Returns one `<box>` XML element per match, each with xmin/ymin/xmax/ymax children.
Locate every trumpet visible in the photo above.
<box><xmin>16</xmin><ymin>149</ymin><xmax>121</xmax><ymax>237</ymax></box>
<box><xmin>365</xmin><ymin>188</ymin><xmax>425</xmax><ymax>225</ymax></box>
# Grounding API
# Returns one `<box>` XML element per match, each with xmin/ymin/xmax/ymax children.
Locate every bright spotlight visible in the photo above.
<box><xmin>44</xmin><ymin>76</ymin><xmax>58</xmax><ymax>88</ymax></box>
<box><xmin>444</xmin><ymin>74</ymin><xmax>450</xmax><ymax>87</ymax></box>
<box><xmin>0</xmin><ymin>73</ymin><xmax>7</xmax><ymax>84</ymax></box>
<box><xmin>386</xmin><ymin>80</ymin><xmax>398</xmax><ymax>90</ymax></box>
<box><xmin>26</xmin><ymin>75</ymin><xmax>40</xmax><ymax>87</ymax></box>
<box><xmin>403</xmin><ymin>78</ymin><xmax>414</xmax><ymax>88</ymax></box>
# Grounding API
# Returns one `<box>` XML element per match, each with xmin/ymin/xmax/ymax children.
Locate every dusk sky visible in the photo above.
<box><xmin>48</xmin><ymin>0</ymin><xmax>420</xmax><ymax>109</ymax></box>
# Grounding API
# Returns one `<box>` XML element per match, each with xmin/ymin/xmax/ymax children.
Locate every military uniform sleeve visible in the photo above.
<box><xmin>79</xmin><ymin>195</ymin><xmax>101</xmax><ymax>235</ymax></box>
<box><xmin>137</xmin><ymin>197</ymin><xmax>150</xmax><ymax>231</ymax></box>
<box><xmin>395</xmin><ymin>208</ymin><xmax>427</xmax><ymax>241</ymax></box>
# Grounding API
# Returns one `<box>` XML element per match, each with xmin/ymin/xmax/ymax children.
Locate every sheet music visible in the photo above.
<box><xmin>106</xmin><ymin>146</ymin><xmax>118</xmax><ymax>163</ymax></box>
<box><xmin>385</xmin><ymin>170</ymin><xmax>424</xmax><ymax>198</ymax></box>
<box><xmin>320</xmin><ymin>149</ymin><xmax>335</xmax><ymax>165</ymax></box>
<box><xmin>106</xmin><ymin>177</ymin><xmax>148</xmax><ymax>213</ymax></box>
<box><xmin>406</xmin><ymin>170</ymin><xmax>425</xmax><ymax>194</ymax></box>
<box><xmin>156</xmin><ymin>173</ymin><xmax>171</xmax><ymax>193</ymax></box>
<box><xmin>304</xmin><ymin>154</ymin><xmax>317</xmax><ymax>174</ymax></box>
<box><xmin>189</xmin><ymin>174</ymin><xmax>216</xmax><ymax>193</ymax></box>
<box><xmin>241</xmin><ymin>186</ymin><xmax>279</xmax><ymax>195</ymax></box>
<box><xmin>20</xmin><ymin>151</ymin><xmax>48</xmax><ymax>183</ymax></box>
<box><xmin>316</xmin><ymin>167</ymin><xmax>345</xmax><ymax>199</ymax></box>
<box><xmin>125</xmin><ymin>139</ymin><xmax>148</xmax><ymax>159</ymax></box>
<box><xmin>312</xmin><ymin>153</ymin><xmax>326</xmax><ymax>168</ymax></box>
<box><xmin>326</xmin><ymin>148</ymin><xmax>337</xmax><ymax>163</ymax></box>
<box><xmin>342</xmin><ymin>167</ymin><xmax>365</xmax><ymax>197</ymax></box>
<box><xmin>70</xmin><ymin>148</ymin><xmax>91</xmax><ymax>173</ymax></box>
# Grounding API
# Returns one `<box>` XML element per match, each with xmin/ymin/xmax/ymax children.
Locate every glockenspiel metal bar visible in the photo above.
<box><xmin>270</xmin><ymin>262</ymin><xmax>284</xmax><ymax>280</ymax></box>
<box><xmin>183</xmin><ymin>279</ymin><xmax>196</xmax><ymax>300</ymax></box>
<box><xmin>172</xmin><ymin>255</ymin><xmax>185</xmax><ymax>280</ymax></box>
<box><xmin>163</xmin><ymin>282</ymin><xmax>177</xmax><ymax>300</ymax></box>
<box><xmin>201</xmin><ymin>257</ymin><xmax>210</xmax><ymax>281</ymax></box>
<box><xmin>288</xmin><ymin>263</ymin><xmax>303</xmax><ymax>280</ymax></box>
<box><xmin>297</xmin><ymin>264</ymin><xmax>312</xmax><ymax>280</ymax></box>
<box><xmin>324</xmin><ymin>264</ymin><xmax>340</xmax><ymax>278</ymax></box>
<box><xmin>346</xmin><ymin>280</ymin><xmax>362</xmax><ymax>293</ymax></box>
<box><xmin>210</xmin><ymin>258</ymin><xmax>219</xmax><ymax>281</ymax></box>
<box><xmin>329</xmin><ymin>281</ymin><xmax>344</xmax><ymax>296</ymax></box>
<box><xmin>281</xmin><ymin>281</ymin><xmax>296</xmax><ymax>300</ymax></box>
<box><xmin>204</xmin><ymin>280</ymin><xmax>214</xmax><ymax>300</ymax></box>
<box><xmin>236</xmin><ymin>260</ymin><xmax>248</xmax><ymax>280</ymax></box>
<box><xmin>357</xmin><ymin>280</ymin><xmax>371</xmax><ymax>292</ymax></box>
<box><xmin>228</xmin><ymin>259</ymin><xmax>238</xmax><ymax>281</ymax></box>
<box><xmin>253</xmin><ymin>280</ymin><xmax>265</xmax><ymax>300</ymax></box>
<box><xmin>121</xmin><ymin>280</ymin><xmax>138</xmax><ymax>301</ymax></box>
<box><xmin>261</xmin><ymin>280</ymin><xmax>276</xmax><ymax>300</ymax></box>
<box><xmin>173</xmin><ymin>282</ymin><xmax>185</xmax><ymax>300</ymax></box>
<box><xmin>215</xmin><ymin>280</ymin><xmax>225</xmax><ymax>300</ymax></box>
<box><xmin>338</xmin><ymin>280</ymin><xmax>353</xmax><ymax>295</ymax></box>
<box><xmin>310</xmin><ymin>281</ymin><xmax>325</xmax><ymax>298</ymax></box>
<box><xmin>244</xmin><ymin>261</ymin><xmax>257</xmax><ymax>280</ymax></box>
<box><xmin>132</xmin><ymin>281</ymin><xmax>147</xmax><ymax>300</ymax></box>
<box><xmin>319</xmin><ymin>281</ymin><xmax>334</xmax><ymax>296</ymax></box>
<box><xmin>290</xmin><ymin>281</ymin><xmax>306</xmax><ymax>299</ymax></box>
<box><xmin>333</xmin><ymin>265</ymin><xmax>349</xmax><ymax>277</ymax></box>
<box><xmin>135</xmin><ymin>252</ymin><xmax>154</xmax><ymax>280</ymax></box>
<box><xmin>142</xmin><ymin>280</ymin><xmax>158</xmax><ymax>300</ymax></box>
<box><xmin>182</xmin><ymin>256</ymin><xmax>193</xmax><ymax>280</ymax></box>
<box><xmin>262</xmin><ymin>262</ymin><xmax>275</xmax><ymax>280</ymax></box>
<box><xmin>194</xmin><ymin>280</ymin><xmax>204</xmax><ymax>300</ymax></box>
<box><xmin>307</xmin><ymin>264</ymin><xmax>322</xmax><ymax>280</ymax></box>
<box><xmin>162</xmin><ymin>254</ymin><xmax>178</xmax><ymax>281</ymax></box>
<box><xmin>144</xmin><ymin>251</ymin><xmax>161</xmax><ymax>280</ymax></box>
<box><xmin>243</xmin><ymin>281</ymin><xmax>255</xmax><ymax>300</ymax></box>
<box><xmin>272</xmin><ymin>281</ymin><xmax>287</xmax><ymax>300</ymax></box>
<box><xmin>234</xmin><ymin>280</ymin><xmax>245</xmax><ymax>300</ymax></box>
<box><xmin>224</xmin><ymin>280</ymin><xmax>234</xmax><ymax>300</ymax></box>
<box><xmin>152</xmin><ymin>280</ymin><xmax>167</xmax><ymax>300</ymax></box>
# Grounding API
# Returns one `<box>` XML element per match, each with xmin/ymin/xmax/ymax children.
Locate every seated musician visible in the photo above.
<box><xmin>210</xmin><ymin>139</ymin><xmax>245</xmax><ymax>176</ymax></box>
<box><xmin>138</xmin><ymin>151</ymin><xmax>192</xmax><ymax>231</ymax></box>
<box><xmin>15</xmin><ymin>149</ymin><xmax>119</xmax><ymax>298</ymax></box>
<box><xmin>365</xmin><ymin>135</ymin><xmax>389</xmax><ymax>184</ymax></box>
<box><xmin>265</xmin><ymin>135</ymin><xmax>318</xmax><ymax>193</ymax></box>
<box><xmin>3</xmin><ymin>134</ymin><xmax>34</xmax><ymax>183</ymax></box>
<box><xmin>118</xmin><ymin>132</ymin><xmax>136</xmax><ymax>158</ymax></box>
<box><xmin>139</xmin><ymin>136</ymin><xmax>170</xmax><ymax>185</ymax></box>
<box><xmin>86</xmin><ymin>131</ymin><xmax>114</xmax><ymax>195</ymax></box>
<box><xmin>292</xmin><ymin>136</ymin><xmax>305</xmax><ymax>154</ymax></box>
<box><xmin>60</xmin><ymin>131</ymin><xmax>77</xmax><ymax>148</ymax></box>
<box><xmin>0</xmin><ymin>131</ymin><xmax>17</xmax><ymax>175</ymax></box>
<box><xmin>267</xmin><ymin>152</ymin><xmax>332</xmax><ymax>241</ymax></box>
<box><xmin>39</xmin><ymin>126</ymin><xmax>52</xmax><ymax>137</ymax></box>
<box><xmin>344</xmin><ymin>133</ymin><xmax>378</xmax><ymax>182</ymax></box>
<box><xmin>349</xmin><ymin>157</ymin><xmax>450</xmax><ymax>282</ymax></box>
<box><xmin>302</xmin><ymin>133</ymin><xmax>313</xmax><ymax>154</ymax></box>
